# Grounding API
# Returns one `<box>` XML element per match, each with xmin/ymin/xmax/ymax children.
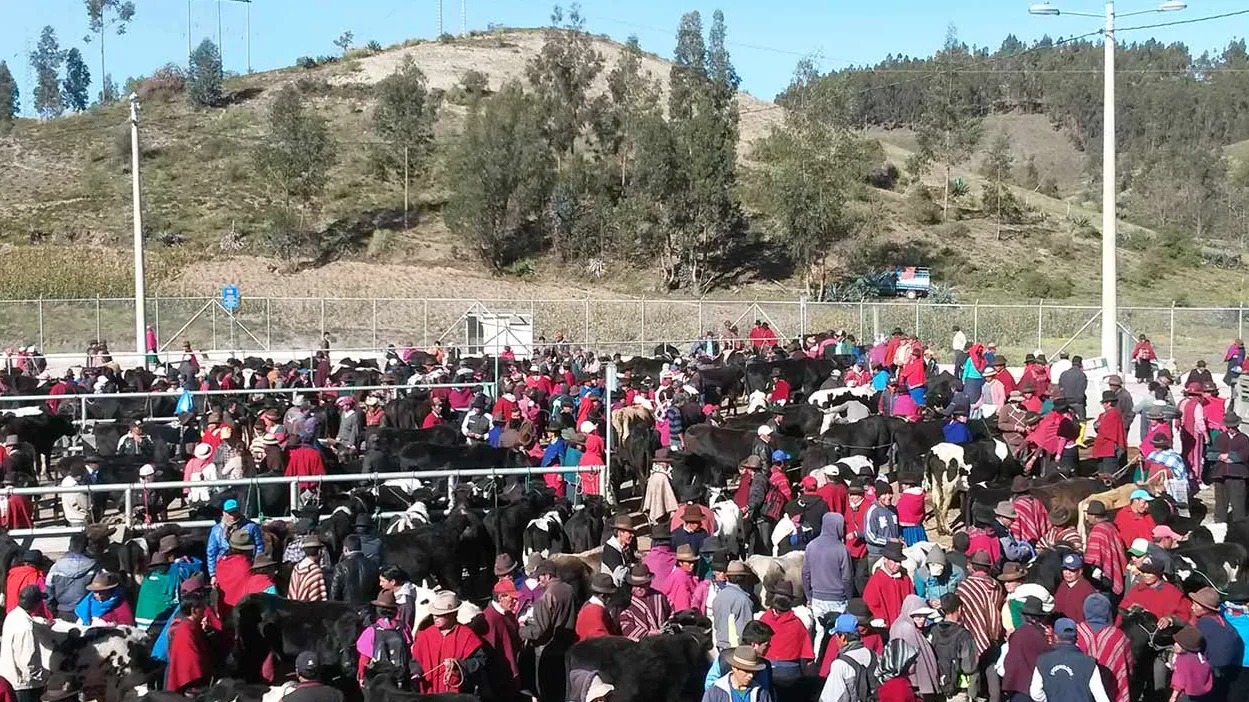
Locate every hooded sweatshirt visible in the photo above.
<box><xmin>802</xmin><ymin>513</ymin><xmax>853</xmax><ymax>602</ymax></box>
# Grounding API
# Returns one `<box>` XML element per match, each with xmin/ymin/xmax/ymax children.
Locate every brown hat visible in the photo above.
<box><xmin>997</xmin><ymin>562</ymin><xmax>1027</xmax><ymax>582</ymax></box>
<box><xmin>994</xmin><ymin>501</ymin><xmax>1017</xmax><ymax>519</ymax></box>
<box><xmin>590</xmin><ymin>573</ymin><xmax>617</xmax><ymax>595</ymax></box>
<box><xmin>740</xmin><ymin>455</ymin><xmax>763</xmax><ymax>470</ymax></box>
<box><xmin>1085</xmin><ymin>500</ymin><xmax>1108</xmax><ymax>517</ymax></box>
<box><xmin>157</xmin><ymin>534</ymin><xmax>179</xmax><ymax>554</ymax></box>
<box><xmin>251</xmin><ymin>552</ymin><xmax>279</xmax><ymax>571</ymax></box>
<box><xmin>653</xmin><ymin>448</ymin><xmax>671</xmax><ymax>463</ymax></box>
<box><xmin>494</xmin><ymin>553</ymin><xmax>518</xmax><ymax>576</ymax></box>
<box><xmin>727</xmin><ymin>560</ymin><xmax>751</xmax><ymax>576</ymax></box>
<box><xmin>1010</xmin><ymin>476</ymin><xmax>1030</xmax><ymax>494</ymax></box>
<box><xmin>1174</xmin><ymin>625</ymin><xmax>1205</xmax><ymax>653</ymax></box>
<box><xmin>610</xmin><ymin>514</ymin><xmax>635</xmax><ymax>532</ymax></box>
<box><xmin>681</xmin><ymin>504</ymin><xmax>704</xmax><ymax>524</ymax></box>
<box><xmin>86</xmin><ymin>571</ymin><xmax>121</xmax><ymax>592</ymax></box>
<box><xmin>228</xmin><ymin>529</ymin><xmax>255</xmax><ymax>551</ymax></box>
<box><xmin>969</xmin><ymin>550</ymin><xmax>993</xmax><ymax>569</ymax></box>
<box><xmin>371</xmin><ymin>589</ymin><xmax>399</xmax><ymax>609</ymax></box>
<box><xmin>428</xmin><ymin>590</ymin><xmax>460</xmax><ymax>616</ymax></box>
<box><xmin>626</xmin><ymin>564</ymin><xmax>654</xmax><ymax>586</ymax></box>
<box><xmin>1191</xmin><ymin>587</ymin><xmax>1221</xmax><ymax>612</ymax></box>
<box><xmin>728</xmin><ymin>645</ymin><xmax>766</xmax><ymax>672</ymax></box>
<box><xmin>675</xmin><ymin>545</ymin><xmax>699</xmax><ymax>563</ymax></box>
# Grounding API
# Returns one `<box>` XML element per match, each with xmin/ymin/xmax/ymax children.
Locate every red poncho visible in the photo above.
<box><xmin>1077</xmin><ymin>623</ymin><xmax>1133</xmax><ymax>702</ymax></box>
<box><xmin>1009</xmin><ymin>495</ymin><xmax>1049</xmax><ymax>544</ymax></box>
<box><xmin>215</xmin><ymin>553</ymin><xmax>252</xmax><ymax>619</ymax></box>
<box><xmin>575</xmin><ymin>601</ymin><xmax>619</xmax><ymax>640</ymax></box>
<box><xmin>1092</xmin><ymin>408</ymin><xmax>1127</xmax><ymax>459</ymax></box>
<box><xmin>165</xmin><ymin>617</ymin><xmax>213</xmax><ymax>692</ymax></box>
<box><xmin>1112</xmin><ymin>508</ymin><xmax>1156</xmax><ymax>548</ymax></box>
<box><xmin>1118</xmin><ymin>581</ymin><xmax>1191</xmax><ymax>626</ymax></box>
<box><xmin>0</xmin><ymin>494</ymin><xmax>34</xmax><ymax>530</ymax></box>
<box><xmin>898</xmin><ymin>358</ymin><xmax>926</xmax><ymax>392</ymax></box>
<box><xmin>1085</xmin><ymin>521</ymin><xmax>1127</xmax><ymax>595</ymax></box>
<box><xmin>819</xmin><ymin>482</ymin><xmax>848</xmax><ymax>517</ymax></box>
<box><xmin>843</xmin><ymin>498</ymin><xmax>870</xmax><ymax>559</ymax></box>
<box><xmin>758</xmin><ymin>609</ymin><xmax>814</xmax><ymax>662</ymax></box>
<box><xmin>411</xmin><ymin>624</ymin><xmax>482</xmax><ymax>694</ymax></box>
<box><xmin>285</xmin><ymin>446</ymin><xmax>326</xmax><ymax>489</ymax></box>
<box><xmin>4</xmin><ymin>566</ymin><xmax>50</xmax><ymax>618</ymax></box>
<box><xmin>863</xmin><ymin>568</ymin><xmax>915</xmax><ymax>626</ymax></box>
<box><xmin>243</xmin><ymin>573</ymin><xmax>277</xmax><ymax>596</ymax></box>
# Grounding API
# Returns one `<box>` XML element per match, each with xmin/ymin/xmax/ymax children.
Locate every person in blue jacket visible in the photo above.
<box><xmin>942</xmin><ymin>410</ymin><xmax>974</xmax><ymax>445</ymax></box>
<box><xmin>205</xmin><ymin>499</ymin><xmax>262</xmax><ymax>581</ymax></box>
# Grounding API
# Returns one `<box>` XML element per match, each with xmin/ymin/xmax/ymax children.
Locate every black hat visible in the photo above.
<box><xmin>768</xmin><ymin>580</ymin><xmax>795</xmax><ymax>599</ymax></box>
<box><xmin>296</xmin><ymin>651</ymin><xmax>321</xmax><ymax>678</ymax></box>
<box><xmin>651</xmin><ymin>522</ymin><xmax>672</xmax><ymax>543</ymax></box>
<box><xmin>1085</xmin><ymin>500</ymin><xmax>1108</xmax><ymax>516</ymax></box>
<box><xmin>17</xmin><ymin>585</ymin><xmax>45</xmax><ymax>608</ymax></box>
<box><xmin>847</xmin><ymin>598</ymin><xmax>872</xmax><ymax>621</ymax></box>
<box><xmin>1228</xmin><ymin>414</ymin><xmax>1242</xmax><ymax>428</ymax></box>
<box><xmin>590</xmin><ymin>573</ymin><xmax>616</xmax><ymax>595</ymax></box>
<box><xmin>1101</xmin><ymin>390</ymin><xmax>1117</xmax><ymax>403</ymax></box>
<box><xmin>1139</xmin><ymin>557</ymin><xmax>1164</xmax><ymax>576</ymax></box>
<box><xmin>354</xmin><ymin>513</ymin><xmax>372</xmax><ymax>528</ymax></box>
<box><xmin>1010</xmin><ymin>476</ymin><xmax>1030</xmax><ymax>494</ymax></box>
<box><xmin>880</xmin><ymin>542</ymin><xmax>905</xmax><ymax>563</ymax></box>
<box><xmin>1020</xmin><ymin>596</ymin><xmax>1047</xmax><ymax>617</ymax></box>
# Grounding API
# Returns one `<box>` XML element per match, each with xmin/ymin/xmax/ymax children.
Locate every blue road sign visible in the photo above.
<box><xmin>221</xmin><ymin>285</ymin><xmax>240</xmax><ymax>310</ymax></box>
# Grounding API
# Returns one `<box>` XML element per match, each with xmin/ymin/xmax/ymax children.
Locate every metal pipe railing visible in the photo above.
<box><xmin>0</xmin><ymin>381</ymin><xmax>494</xmax><ymax>404</ymax></box>
<box><xmin>7</xmin><ymin>465</ymin><xmax>604</xmax><ymax>536</ymax></box>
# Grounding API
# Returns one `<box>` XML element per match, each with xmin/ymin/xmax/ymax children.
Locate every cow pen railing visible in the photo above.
<box><xmin>0</xmin><ymin>380</ymin><xmax>500</xmax><ymax>450</ymax></box>
<box><xmin>3</xmin><ymin>465</ymin><xmax>605</xmax><ymax>538</ymax></box>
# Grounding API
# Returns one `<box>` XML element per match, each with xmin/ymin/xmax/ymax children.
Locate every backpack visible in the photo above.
<box><xmin>837</xmin><ymin>647</ymin><xmax>879</xmax><ymax>701</ymax></box>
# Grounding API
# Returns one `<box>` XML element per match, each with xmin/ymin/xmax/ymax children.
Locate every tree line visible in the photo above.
<box><xmin>785</xmin><ymin>28</ymin><xmax>1249</xmax><ymax>244</ymax></box>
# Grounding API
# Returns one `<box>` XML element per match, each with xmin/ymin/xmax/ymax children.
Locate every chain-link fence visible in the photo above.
<box><xmin>3</xmin><ymin>296</ymin><xmax>1245</xmax><ymax>366</ymax></box>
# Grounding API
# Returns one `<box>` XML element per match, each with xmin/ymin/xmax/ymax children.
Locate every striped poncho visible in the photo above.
<box><xmin>1084</xmin><ymin>521</ymin><xmax>1128</xmax><ymax>595</ymax></box>
<box><xmin>956</xmin><ymin>572</ymin><xmax>1004</xmax><ymax>656</ymax></box>
<box><xmin>1009</xmin><ymin>495</ymin><xmax>1049</xmax><ymax>543</ymax></box>
<box><xmin>1076</xmin><ymin>622</ymin><xmax>1133</xmax><ymax>702</ymax></box>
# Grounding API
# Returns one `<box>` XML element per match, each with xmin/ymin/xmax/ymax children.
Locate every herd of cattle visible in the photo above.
<box><xmin>0</xmin><ymin>349</ymin><xmax>1247</xmax><ymax>702</ymax></box>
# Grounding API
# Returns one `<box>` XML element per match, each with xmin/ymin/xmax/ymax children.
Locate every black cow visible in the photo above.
<box><xmin>0</xmin><ymin>411</ymin><xmax>76</xmax><ymax>477</ymax></box>
<box><xmin>696</xmin><ymin>366</ymin><xmax>745</xmax><ymax>411</ymax></box>
<box><xmin>680</xmin><ymin>424</ymin><xmax>804</xmax><ymax>485</ymax></box>
<box><xmin>1120</xmin><ymin>608</ymin><xmax>1180</xmax><ymax>702</ymax></box>
<box><xmin>566</xmin><ymin>613</ymin><xmax>714</xmax><ymax>702</ymax></box>
<box><xmin>565</xmin><ymin>496</ymin><xmax>609</xmax><ymax>553</ymax></box>
<box><xmin>231</xmin><ymin>594</ymin><xmax>364</xmax><ymax>685</ymax></box>
<box><xmin>1173</xmin><ymin>542</ymin><xmax>1247</xmax><ymax>593</ymax></box>
<box><xmin>43</xmin><ymin>621</ymin><xmax>162</xmax><ymax>702</ymax></box>
<box><xmin>816</xmin><ymin>415</ymin><xmax>894</xmax><ymax>468</ymax></box>
<box><xmin>484</xmin><ymin>488</ymin><xmax>555</xmax><ymax>563</ymax></box>
<box><xmin>382</xmin><ymin>520</ymin><xmax>464</xmax><ymax>592</ymax></box>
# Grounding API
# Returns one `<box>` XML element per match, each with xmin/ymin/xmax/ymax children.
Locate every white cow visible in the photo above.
<box><xmin>924</xmin><ymin>443</ymin><xmax>971</xmax><ymax>536</ymax></box>
<box><xmin>35</xmin><ymin>620</ymin><xmax>151</xmax><ymax>702</ymax></box>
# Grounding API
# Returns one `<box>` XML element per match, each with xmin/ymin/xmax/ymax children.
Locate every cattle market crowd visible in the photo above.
<box><xmin>0</xmin><ymin>326</ymin><xmax>1249</xmax><ymax>702</ymax></box>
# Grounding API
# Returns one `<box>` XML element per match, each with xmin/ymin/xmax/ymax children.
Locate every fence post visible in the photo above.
<box><xmin>1169</xmin><ymin>301</ymin><xmax>1176</xmax><ymax>361</ymax></box>
<box><xmin>640</xmin><ymin>297</ymin><xmax>645</xmax><ymax>349</ymax></box>
<box><xmin>266</xmin><ymin>298</ymin><xmax>272</xmax><ymax>349</ymax></box>
<box><xmin>95</xmin><ymin>295</ymin><xmax>101</xmax><ymax>345</ymax></box>
<box><xmin>859</xmin><ymin>300</ymin><xmax>865</xmax><ymax>341</ymax></box>
<box><xmin>123</xmin><ymin>486</ymin><xmax>133</xmax><ymax>528</ymax></box>
<box><xmin>289</xmin><ymin>481</ymin><xmax>299</xmax><ymax>512</ymax></box>
<box><xmin>372</xmin><ymin>299</ymin><xmax>378</xmax><ymax>350</ymax></box>
<box><xmin>320</xmin><ymin>299</ymin><xmax>326</xmax><ymax>338</ymax></box>
<box><xmin>154</xmin><ymin>298</ymin><xmax>161</xmax><ymax>354</ymax></box>
<box><xmin>799</xmin><ymin>295</ymin><xmax>807</xmax><ymax>339</ymax></box>
<box><xmin>1037</xmin><ymin>299</ymin><xmax>1044</xmax><ymax>353</ymax></box>
<box><xmin>973</xmin><ymin>300</ymin><xmax>980</xmax><ymax>342</ymax></box>
<box><xmin>914</xmin><ymin>299</ymin><xmax>920</xmax><ymax>338</ymax></box>
<box><xmin>211</xmin><ymin>301</ymin><xmax>217</xmax><ymax>350</ymax></box>
<box><xmin>1241</xmin><ymin>304</ymin><xmax>1244</xmax><ymax>342</ymax></box>
<box><xmin>584</xmin><ymin>299</ymin><xmax>591</xmax><ymax>347</ymax></box>
<box><xmin>697</xmin><ymin>301</ymin><xmax>704</xmax><ymax>341</ymax></box>
<box><xmin>37</xmin><ymin>297</ymin><xmax>44</xmax><ymax>351</ymax></box>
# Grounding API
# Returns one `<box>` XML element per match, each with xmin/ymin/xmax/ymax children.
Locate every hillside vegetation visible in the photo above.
<box><xmin>1</xmin><ymin>12</ymin><xmax>1248</xmax><ymax>306</ymax></box>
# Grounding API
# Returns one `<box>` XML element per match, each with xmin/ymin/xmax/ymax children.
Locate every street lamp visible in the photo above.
<box><xmin>1028</xmin><ymin>1</ymin><xmax>1184</xmax><ymax>373</ymax></box>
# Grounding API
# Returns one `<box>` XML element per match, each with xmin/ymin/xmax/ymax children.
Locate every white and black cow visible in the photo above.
<box><xmin>923</xmin><ymin>439</ymin><xmax>1011</xmax><ymax>535</ymax></box>
<box><xmin>523</xmin><ymin>509</ymin><xmax>568</xmax><ymax>559</ymax></box>
<box><xmin>36</xmin><ymin>619</ymin><xmax>157</xmax><ymax>702</ymax></box>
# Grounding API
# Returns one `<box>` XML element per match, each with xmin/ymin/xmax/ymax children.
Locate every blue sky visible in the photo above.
<box><xmin>4</xmin><ymin>0</ymin><xmax>1248</xmax><ymax>113</ymax></box>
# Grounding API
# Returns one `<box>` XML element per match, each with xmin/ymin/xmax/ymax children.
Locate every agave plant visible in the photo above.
<box><xmin>928</xmin><ymin>283</ymin><xmax>959</xmax><ymax>304</ymax></box>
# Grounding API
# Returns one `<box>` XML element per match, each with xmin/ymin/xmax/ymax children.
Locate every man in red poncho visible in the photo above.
<box><xmin>1112</xmin><ymin>491</ymin><xmax>1157</xmax><ymax>547</ymax></box>
<box><xmin>575</xmin><ymin>574</ymin><xmax>620</xmax><ymax>640</ymax></box>
<box><xmin>482</xmin><ymin>579</ymin><xmax>522</xmax><ymax>702</ymax></box>
<box><xmin>214</xmin><ymin>530</ymin><xmax>255</xmax><ymax>621</ymax></box>
<box><xmin>165</xmin><ymin>593</ymin><xmax>213</xmax><ymax>694</ymax></box>
<box><xmin>1083</xmin><ymin>500</ymin><xmax>1128</xmax><ymax>596</ymax></box>
<box><xmin>898</xmin><ymin>348</ymin><xmax>926</xmax><ymax>404</ymax></box>
<box><xmin>0</xmin><ymin>474</ymin><xmax>34</xmax><ymax>530</ymax></box>
<box><xmin>862</xmin><ymin>543</ymin><xmax>914</xmax><ymax>625</ymax></box>
<box><xmin>411</xmin><ymin>591</ymin><xmax>486</xmax><ymax>695</ymax></box>
<box><xmin>4</xmin><ymin>550</ymin><xmax>50</xmax><ymax>619</ymax></box>
<box><xmin>1092</xmin><ymin>391</ymin><xmax>1128</xmax><ymax>475</ymax></box>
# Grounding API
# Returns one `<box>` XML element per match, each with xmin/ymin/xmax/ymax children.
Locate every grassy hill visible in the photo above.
<box><xmin>0</xmin><ymin>28</ymin><xmax>1246</xmax><ymax>308</ymax></box>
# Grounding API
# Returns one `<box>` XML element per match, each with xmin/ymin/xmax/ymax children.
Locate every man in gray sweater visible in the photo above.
<box><xmin>1057</xmin><ymin>356</ymin><xmax>1089</xmax><ymax>420</ymax></box>
<box><xmin>45</xmin><ymin>533</ymin><xmax>99</xmax><ymax>622</ymax></box>
<box><xmin>802</xmin><ymin>513</ymin><xmax>853</xmax><ymax>655</ymax></box>
<box><xmin>712</xmin><ymin>560</ymin><xmax>756</xmax><ymax>653</ymax></box>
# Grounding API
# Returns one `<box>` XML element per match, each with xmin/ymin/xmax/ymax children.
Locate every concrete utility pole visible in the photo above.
<box><xmin>438</xmin><ymin>0</ymin><xmax>444</xmax><ymax>36</ymax></box>
<box><xmin>129</xmin><ymin>95</ymin><xmax>148</xmax><ymax>362</ymax></box>
<box><xmin>461</xmin><ymin>0</ymin><xmax>466</xmax><ymax>36</ymax></box>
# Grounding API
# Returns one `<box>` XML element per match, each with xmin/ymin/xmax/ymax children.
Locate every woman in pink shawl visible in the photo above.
<box><xmin>892</xmin><ymin>392</ymin><xmax>921</xmax><ymax>421</ymax></box>
<box><xmin>1178</xmin><ymin>382</ymin><xmax>1207</xmax><ymax>482</ymax></box>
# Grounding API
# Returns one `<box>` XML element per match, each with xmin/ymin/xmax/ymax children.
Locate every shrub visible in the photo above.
<box><xmin>1013</xmin><ymin>270</ymin><xmax>1073</xmax><ymax>299</ymax></box>
<box><xmin>366</xmin><ymin>40</ymin><xmax>383</xmax><ymax>53</ymax></box>
<box><xmin>865</xmin><ymin>162</ymin><xmax>899</xmax><ymax>190</ymax></box>
<box><xmin>1040</xmin><ymin>177</ymin><xmax>1060</xmax><ymax>198</ymax></box>
<box><xmin>133</xmin><ymin>64</ymin><xmax>186</xmax><ymax>101</ymax></box>
<box><xmin>296</xmin><ymin>56</ymin><xmax>318</xmax><ymax>70</ymax></box>
<box><xmin>905</xmin><ymin>184</ymin><xmax>941</xmax><ymax>225</ymax></box>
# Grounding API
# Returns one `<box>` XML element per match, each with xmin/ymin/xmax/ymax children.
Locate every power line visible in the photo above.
<box><xmin>1117</xmin><ymin>8</ymin><xmax>1249</xmax><ymax>33</ymax></box>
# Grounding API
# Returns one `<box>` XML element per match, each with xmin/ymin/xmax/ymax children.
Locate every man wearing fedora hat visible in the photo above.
<box><xmin>1083</xmin><ymin>501</ymin><xmax>1127</xmax><ymax>596</ymax></box>
<box><xmin>671</xmin><ymin>502</ymin><xmax>712</xmax><ymax>558</ymax></box>
<box><xmin>75</xmin><ymin>572</ymin><xmax>133</xmax><ymax>626</ymax></box>
<box><xmin>954</xmin><ymin>550</ymin><xmax>1004</xmax><ymax>698</ymax></box>
<box><xmin>354</xmin><ymin>589</ymin><xmax>416</xmax><ymax>687</ymax></box>
<box><xmin>757</xmin><ymin>581</ymin><xmax>813</xmax><ymax>694</ymax></box>
<box><xmin>862</xmin><ymin>543</ymin><xmax>915</xmax><ymax>627</ymax></box>
<box><xmin>713</xmin><ymin>560</ymin><xmax>756</xmax><ymax>652</ymax></box>
<box><xmin>643</xmin><ymin>523</ymin><xmax>678</xmax><ymax>593</ymax></box>
<box><xmin>135</xmin><ymin>536</ymin><xmax>183</xmax><ymax>630</ymax></box>
<box><xmin>618</xmin><ymin>564</ymin><xmax>672</xmax><ymax>642</ymax></box>
<box><xmin>1209</xmin><ymin>412</ymin><xmax>1249</xmax><ymax>523</ymax></box>
<box><xmin>205</xmin><ymin>498</ymin><xmax>261</xmax><ymax>583</ymax></box>
<box><xmin>411</xmin><ymin>591</ymin><xmax>486</xmax><ymax>694</ymax></box>
<box><xmin>1003</xmin><ymin>596</ymin><xmax>1050</xmax><ymax>700</ymax></box>
<box><xmin>601</xmin><ymin>514</ymin><xmax>636</xmax><ymax>586</ymax></box>
<box><xmin>662</xmin><ymin>545</ymin><xmax>700</xmax><ymax>613</ymax></box>
<box><xmin>243</xmin><ymin>552</ymin><xmax>280</xmax><ymax>596</ymax></box>
<box><xmin>519</xmin><ymin>560</ymin><xmax>576</xmax><ymax>702</ymax></box>
<box><xmin>1092</xmin><ymin>390</ymin><xmax>1128</xmax><ymax>475</ymax></box>
<box><xmin>1142</xmin><ymin>433</ymin><xmax>1191</xmax><ymax>514</ymax></box>
<box><xmin>1189</xmin><ymin>587</ymin><xmax>1241</xmax><ymax>696</ymax></box>
<box><xmin>4</xmin><ymin>551</ymin><xmax>49</xmax><ymax>621</ymax></box>
<box><xmin>575</xmin><ymin>574</ymin><xmax>621</xmax><ymax>640</ymax></box>
<box><xmin>289</xmin><ymin>534</ymin><xmax>328</xmax><ymax>602</ymax></box>
<box><xmin>481</xmin><ymin>579</ymin><xmax>522</xmax><ymax>702</ymax></box>
<box><xmin>705</xmin><ymin>645</ymin><xmax>774</xmax><ymax>702</ymax></box>
<box><xmin>214</xmin><ymin>529</ymin><xmax>256</xmax><ymax>620</ymax></box>
<box><xmin>1007</xmin><ymin>476</ymin><xmax>1050</xmax><ymax>545</ymax></box>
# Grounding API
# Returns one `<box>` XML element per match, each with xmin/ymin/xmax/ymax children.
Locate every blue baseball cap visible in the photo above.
<box><xmin>1062</xmin><ymin>553</ymin><xmax>1083</xmax><ymax>570</ymax></box>
<box><xmin>1054</xmin><ymin>617</ymin><xmax>1077</xmax><ymax>640</ymax></box>
<box><xmin>1129</xmin><ymin>489</ymin><xmax>1154</xmax><ymax>502</ymax></box>
<box><xmin>833</xmin><ymin>613</ymin><xmax>859</xmax><ymax>634</ymax></box>
<box><xmin>222</xmin><ymin>499</ymin><xmax>240</xmax><ymax>513</ymax></box>
<box><xmin>771</xmin><ymin>450</ymin><xmax>791</xmax><ymax>463</ymax></box>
